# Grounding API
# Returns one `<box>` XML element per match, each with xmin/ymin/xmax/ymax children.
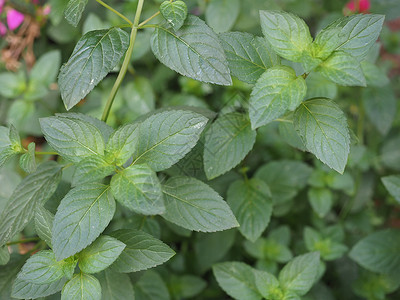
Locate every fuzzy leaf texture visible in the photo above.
<box><xmin>58</xmin><ymin>28</ymin><xmax>129</xmax><ymax>110</ymax></box>
<box><xmin>52</xmin><ymin>183</ymin><xmax>115</xmax><ymax>261</ymax></box>
<box><xmin>293</xmin><ymin>99</ymin><xmax>350</xmax><ymax>174</ymax></box>
<box><xmin>160</xmin><ymin>0</ymin><xmax>188</xmax><ymax>31</ymax></box>
<box><xmin>161</xmin><ymin>176</ymin><xmax>239</xmax><ymax>232</ymax></box>
<box><xmin>150</xmin><ymin>15</ymin><xmax>232</xmax><ymax>85</ymax></box>
<box><xmin>204</xmin><ymin>113</ymin><xmax>256</xmax><ymax>180</ymax></box>
<box><xmin>0</xmin><ymin>161</ymin><xmax>62</xmax><ymax>247</ymax></box>
<box><xmin>249</xmin><ymin>66</ymin><xmax>307</xmax><ymax>129</ymax></box>
<box><xmin>19</xmin><ymin>142</ymin><xmax>36</xmax><ymax>173</ymax></box>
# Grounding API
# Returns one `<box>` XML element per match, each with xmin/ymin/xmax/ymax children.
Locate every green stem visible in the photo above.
<box><xmin>138</xmin><ymin>11</ymin><xmax>160</xmax><ymax>27</ymax></box>
<box><xmin>35</xmin><ymin>151</ymin><xmax>58</xmax><ymax>155</ymax></box>
<box><xmin>95</xmin><ymin>0</ymin><xmax>133</xmax><ymax>26</ymax></box>
<box><xmin>101</xmin><ymin>0</ymin><xmax>146</xmax><ymax>123</ymax></box>
<box><xmin>6</xmin><ymin>237</ymin><xmax>40</xmax><ymax>246</ymax></box>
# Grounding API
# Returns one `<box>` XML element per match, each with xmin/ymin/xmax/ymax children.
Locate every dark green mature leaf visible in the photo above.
<box><xmin>206</xmin><ymin>0</ymin><xmax>240</xmax><ymax>33</ymax></box>
<box><xmin>40</xmin><ymin>115</ymin><xmax>105</xmax><ymax>163</ymax></box>
<box><xmin>0</xmin><ymin>162</ymin><xmax>62</xmax><ymax>247</ymax></box>
<box><xmin>162</xmin><ymin>176</ymin><xmax>239</xmax><ymax>232</ymax></box>
<box><xmin>64</xmin><ymin>0</ymin><xmax>88</xmax><ymax>26</ymax></box>
<box><xmin>97</xmin><ymin>269</ymin><xmax>135</xmax><ymax>300</ymax></box>
<box><xmin>19</xmin><ymin>142</ymin><xmax>36</xmax><ymax>173</ymax></box>
<box><xmin>1</xmin><ymin>256</ymin><xmax>25</xmax><ymax>298</ymax></box>
<box><xmin>160</xmin><ymin>0</ymin><xmax>187</xmax><ymax>31</ymax></box>
<box><xmin>349</xmin><ymin>229</ymin><xmax>400</xmax><ymax>275</ymax></box>
<box><xmin>106</xmin><ymin>123</ymin><xmax>139</xmax><ymax>166</ymax></box>
<box><xmin>52</xmin><ymin>183</ymin><xmax>115</xmax><ymax>261</ymax></box>
<box><xmin>213</xmin><ymin>262</ymin><xmax>263</xmax><ymax>300</ymax></box>
<box><xmin>260</xmin><ymin>10</ymin><xmax>312</xmax><ymax>62</ymax></box>
<box><xmin>150</xmin><ymin>15</ymin><xmax>232</xmax><ymax>85</ymax></box>
<box><xmin>382</xmin><ymin>175</ymin><xmax>400</xmax><ymax>203</ymax></box>
<box><xmin>110</xmin><ymin>229</ymin><xmax>175</xmax><ymax>273</ymax></box>
<box><xmin>78</xmin><ymin>236</ymin><xmax>125</xmax><ymax>274</ymax></box>
<box><xmin>305</xmin><ymin>72</ymin><xmax>337</xmax><ymax>99</ymax></box>
<box><xmin>110</xmin><ymin>164</ymin><xmax>165</xmax><ymax>215</ymax></box>
<box><xmin>35</xmin><ymin>206</ymin><xmax>54</xmax><ymax>248</ymax></box>
<box><xmin>204</xmin><ymin>113</ymin><xmax>256</xmax><ymax>179</ymax></box>
<box><xmin>318</xmin><ymin>51</ymin><xmax>366</xmax><ymax>86</ymax></box>
<box><xmin>249</xmin><ymin>66</ymin><xmax>307</xmax><ymax>129</ymax></box>
<box><xmin>227</xmin><ymin>179</ymin><xmax>273</xmax><ymax>242</ymax></box>
<box><xmin>134</xmin><ymin>270</ymin><xmax>170</xmax><ymax>300</ymax></box>
<box><xmin>61</xmin><ymin>273</ymin><xmax>101</xmax><ymax>300</ymax></box>
<box><xmin>59</xmin><ymin>28</ymin><xmax>129</xmax><ymax>110</ymax></box>
<box><xmin>323</xmin><ymin>14</ymin><xmax>385</xmax><ymax>58</ymax></box>
<box><xmin>72</xmin><ymin>155</ymin><xmax>115</xmax><ymax>187</ymax></box>
<box><xmin>279</xmin><ymin>252</ymin><xmax>320</xmax><ymax>296</ymax></box>
<box><xmin>12</xmin><ymin>276</ymin><xmax>67</xmax><ymax>299</ymax></box>
<box><xmin>133</xmin><ymin>110</ymin><xmax>207</xmax><ymax>171</ymax></box>
<box><xmin>294</xmin><ymin>99</ymin><xmax>350</xmax><ymax>174</ymax></box>
<box><xmin>219</xmin><ymin>32</ymin><xmax>280</xmax><ymax>84</ymax></box>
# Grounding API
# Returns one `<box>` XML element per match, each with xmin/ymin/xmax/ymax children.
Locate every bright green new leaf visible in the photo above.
<box><xmin>254</xmin><ymin>269</ymin><xmax>282</xmax><ymax>299</ymax></box>
<box><xmin>160</xmin><ymin>0</ymin><xmax>187</xmax><ymax>31</ymax></box>
<box><xmin>35</xmin><ymin>206</ymin><xmax>55</xmax><ymax>248</ymax></box>
<box><xmin>110</xmin><ymin>164</ymin><xmax>165</xmax><ymax>215</ymax></box>
<box><xmin>308</xmin><ymin>187</ymin><xmax>333</xmax><ymax>218</ymax></box>
<box><xmin>0</xmin><ymin>126</ymin><xmax>18</xmax><ymax>168</ymax></box>
<box><xmin>279</xmin><ymin>252</ymin><xmax>320</xmax><ymax>296</ymax></box>
<box><xmin>110</xmin><ymin>229</ymin><xmax>175</xmax><ymax>273</ymax></box>
<box><xmin>59</xmin><ymin>28</ymin><xmax>129</xmax><ymax>110</ymax></box>
<box><xmin>106</xmin><ymin>123</ymin><xmax>139</xmax><ymax>166</ymax></box>
<box><xmin>204</xmin><ymin>113</ymin><xmax>256</xmax><ymax>179</ymax></box>
<box><xmin>260</xmin><ymin>10</ymin><xmax>313</xmax><ymax>62</ymax></box>
<box><xmin>72</xmin><ymin>155</ymin><xmax>115</xmax><ymax>187</ymax></box>
<box><xmin>40</xmin><ymin>115</ymin><xmax>105</xmax><ymax>163</ymax></box>
<box><xmin>134</xmin><ymin>270</ymin><xmax>170</xmax><ymax>300</ymax></box>
<box><xmin>382</xmin><ymin>175</ymin><xmax>400</xmax><ymax>203</ymax></box>
<box><xmin>349</xmin><ymin>229</ymin><xmax>400</xmax><ymax>275</ymax></box>
<box><xmin>219</xmin><ymin>32</ymin><xmax>280</xmax><ymax>84</ymax></box>
<box><xmin>132</xmin><ymin>110</ymin><xmax>207</xmax><ymax>171</ymax></box>
<box><xmin>227</xmin><ymin>179</ymin><xmax>273</xmax><ymax>242</ymax></box>
<box><xmin>162</xmin><ymin>176</ymin><xmax>239</xmax><ymax>232</ymax></box>
<box><xmin>64</xmin><ymin>0</ymin><xmax>88</xmax><ymax>26</ymax></box>
<box><xmin>52</xmin><ymin>183</ymin><xmax>115</xmax><ymax>261</ymax></box>
<box><xmin>206</xmin><ymin>0</ymin><xmax>240</xmax><ymax>33</ymax></box>
<box><xmin>312</xmin><ymin>28</ymin><xmax>341</xmax><ymax>60</ymax></box>
<box><xmin>294</xmin><ymin>99</ymin><xmax>350</xmax><ymax>174</ymax></box>
<box><xmin>244</xmin><ymin>238</ymin><xmax>293</xmax><ymax>263</ymax></box>
<box><xmin>19</xmin><ymin>142</ymin><xmax>36</xmax><ymax>173</ymax></box>
<box><xmin>150</xmin><ymin>15</ymin><xmax>232</xmax><ymax>85</ymax></box>
<box><xmin>249</xmin><ymin>66</ymin><xmax>307</xmax><ymax>129</ymax></box>
<box><xmin>61</xmin><ymin>273</ymin><xmax>101</xmax><ymax>300</ymax></box>
<box><xmin>78</xmin><ymin>235</ymin><xmax>125</xmax><ymax>274</ymax></box>
<box><xmin>12</xmin><ymin>276</ymin><xmax>67</xmax><ymax>299</ymax></box>
<box><xmin>0</xmin><ymin>161</ymin><xmax>62</xmax><ymax>247</ymax></box>
<box><xmin>213</xmin><ymin>262</ymin><xmax>263</xmax><ymax>300</ymax></box>
<box><xmin>97</xmin><ymin>269</ymin><xmax>135</xmax><ymax>300</ymax></box>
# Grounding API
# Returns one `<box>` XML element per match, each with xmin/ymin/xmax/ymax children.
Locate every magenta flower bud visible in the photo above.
<box><xmin>0</xmin><ymin>0</ymin><xmax>5</xmax><ymax>14</ymax></box>
<box><xmin>7</xmin><ymin>9</ymin><xmax>25</xmax><ymax>31</ymax></box>
<box><xmin>0</xmin><ymin>22</ymin><xmax>6</xmax><ymax>36</ymax></box>
<box><xmin>43</xmin><ymin>4</ymin><xmax>51</xmax><ymax>15</ymax></box>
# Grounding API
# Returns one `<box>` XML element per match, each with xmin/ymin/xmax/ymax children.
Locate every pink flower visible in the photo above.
<box><xmin>0</xmin><ymin>22</ymin><xmax>6</xmax><ymax>36</ymax></box>
<box><xmin>43</xmin><ymin>4</ymin><xmax>51</xmax><ymax>15</ymax></box>
<box><xmin>6</xmin><ymin>9</ymin><xmax>25</xmax><ymax>30</ymax></box>
<box><xmin>345</xmin><ymin>0</ymin><xmax>370</xmax><ymax>13</ymax></box>
<box><xmin>0</xmin><ymin>0</ymin><xmax>5</xmax><ymax>14</ymax></box>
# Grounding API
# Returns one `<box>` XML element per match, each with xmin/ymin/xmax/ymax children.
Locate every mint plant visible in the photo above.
<box><xmin>0</xmin><ymin>0</ymin><xmax>399</xmax><ymax>299</ymax></box>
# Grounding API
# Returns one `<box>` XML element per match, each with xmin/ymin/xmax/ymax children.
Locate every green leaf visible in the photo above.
<box><xmin>12</xmin><ymin>276</ymin><xmax>67</xmax><ymax>299</ymax></box>
<box><xmin>249</xmin><ymin>66</ymin><xmax>307</xmax><ymax>129</ymax></box>
<box><xmin>213</xmin><ymin>262</ymin><xmax>262</xmax><ymax>300</ymax></box>
<box><xmin>218</xmin><ymin>32</ymin><xmax>280</xmax><ymax>84</ymax></box>
<box><xmin>254</xmin><ymin>269</ymin><xmax>281</xmax><ymax>299</ymax></box>
<box><xmin>318</xmin><ymin>51</ymin><xmax>366</xmax><ymax>86</ymax></box>
<box><xmin>160</xmin><ymin>0</ymin><xmax>187</xmax><ymax>31</ymax></box>
<box><xmin>134</xmin><ymin>270</ymin><xmax>170</xmax><ymax>300</ymax></box>
<box><xmin>244</xmin><ymin>238</ymin><xmax>293</xmax><ymax>263</ymax></box>
<box><xmin>61</xmin><ymin>273</ymin><xmax>101</xmax><ymax>300</ymax></box>
<box><xmin>349</xmin><ymin>229</ymin><xmax>400</xmax><ymax>275</ymax></box>
<box><xmin>150</xmin><ymin>15</ymin><xmax>232</xmax><ymax>85</ymax></box>
<box><xmin>382</xmin><ymin>175</ymin><xmax>400</xmax><ymax>203</ymax></box>
<box><xmin>110</xmin><ymin>229</ymin><xmax>175</xmax><ymax>273</ymax></box>
<box><xmin>381</xmin><ymin>136</ymin><xmax>400</xmax><ymax>171</ymax></box>
<box><xmin>72</xmin><ymin>155</ymin><xmax>115</xmax><ymax>187</ymax></box>
<box><xmin>260</xmin><ymin>10</ymin><xmax>312</xmax><ymax>62</ymax></box>
<box><xmin>293</xmin><ymin>99</ymin><xmax>350</xmax><ymax>174</ymax></box>
<box><xmin>97</xmin><ymin>269</ymin><xmax>135</xmax><ymax>300</ymax></box>
<box><xmin>78</xmin><ymin>235</ymin><xmax>125</xmax><ymax>274</ymax></box>
<box><xmin>0</xmin><ymin>127</ymin><xmax>17</xmax><ymax>168</ymax></box>
<box><xmin>204</xmin><ymin>113</ymin><xmax>256</xmax><ymax>179</ymax></box>
<box><xmin>305</xmin><ymin>72</ymin><xmax>337</xmax><ymax>99</ymax></box>
<box><xmin>279</xmin><ymin>252</ymin><xmax>320</xmax><ymax>296</ymax></box>
<box><xmin>106</xmin><ymin>123</ymin><xmax>139</xmax><ymax>166</ymax></box>
<box><xmin>0</xmin><ymin>72</ymin><xmax>25</xmax><ymax>98</ymax></box>
<box><xmin>0</xmin><ymin>246</ymin><xmax>10</xmax><ymax>265</ymax></box>
<box><xmin>16</xmin><ymin>250</ymin><xmax>67</xmax><ymax>284</ymax></box>
<box><xmin>278</xmin><ymin>118</ymin><xmax>307</xmax><ymax>151</ymax></box>
<box><xmin>1</xmin><ymin>256</ymin><xmax>25</xmax><ymax>298</ymax></box>
<box><xmin>323</xmin><ymin>14</ymin><xmax>385</xmax><ymax>58</ymax></box>
<box><xmin>227</xmin><ymin>179</ymin><xmax>273</xmax><ymax>242</ymax></box>
<box><xmin>206</xmin><ymin>0</ymin><xmax>240</xmax><ymax>33</ymax></box>
<box><xmin>161</xmin><ymin>176</ymin><xmax>239</xmax><ymax>232</ymax></box>
<box><xmin>30</xmin><ymin>50</ymin><xmax>61</xmax><ymax>86</ymax></box>
<box><xmin>362</xmin><ymin>86</ymin><xmax>396</xmax><ymax>135</ymax></box>
<box><xmin>361</xmin><ymin>61</ymin><xmax>390</xmax><ymax>87</ymax></box>
<box><xmin>58</xmin><ymin>28</ymin><xmax>129</xmax><ymax>110</ymax></box>
<box><xmin>312</xmin><ymin>28</ymin><xmax>341</xmax><ymax>60</ymax></box>
<box><xmin>353</xmin><ymin>270</ymin><xmax>400</xmax><ymax>300</ymax></box>
<box><xmin>52</xmin><ymin>183</ymin><xmax>115</xmax><ymax>261</ymax></box>
<box><xmin>35</xmin><ymin>206</ymin><xmax>55</xmax><ymax>248</ymax></box>
<box><xmin>168</xmin><ymin>275</ymin><xmax>207</xmax><ymax>299</ymax></box>
<box><xmin>110</xmin><ymin>164</ymin><xmax>165</xmax><ymax>215</ymax></box>
<box><xmin>308</xmin><ymin>188</ymin><xmax>333</xmax><ymax>218</ymax></box>
<box><xmin>19</xmin><ymin>142</ymin><xmax>36</xmax><ymax>173</ymax></box>
<box><xmin>0</xmin><ymin>161</ymin><xmax>62</xmax><ymax>247</ymax></box>
<box><xmin>40</xmin><ymin>115</ymin><xmax>105</xmax><ymax>163</ymax></box>
<box><xmin>64</xmin><ymin>0</ymin><xmax>88</xmax><ymax>27</ymax></box>
<box><xmin>133</xmin><ymin>110</ymin><xmax>207</xmax><ymax>171</ymax></box>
